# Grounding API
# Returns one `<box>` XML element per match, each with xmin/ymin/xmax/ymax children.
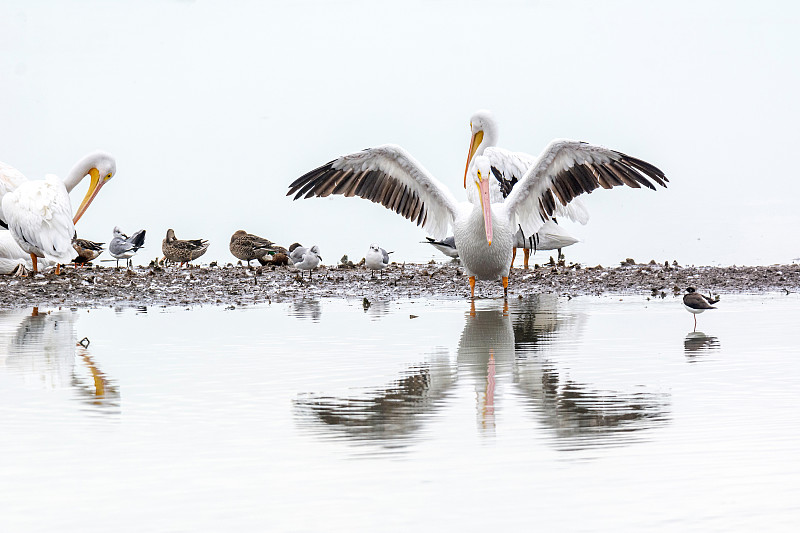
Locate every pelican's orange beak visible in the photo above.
<box><xmin>72</xmin><ymin>168</ymin><xmax>107</xmax><ymax>224</ymax></box>
<box><xmin>475</xmin><ymin>173</ymin><xmax>493</xmax><ymax>245</ymax></box>
<box><xmin>464</xmin><ymin>129</ymin><xmax>484</xmax><ymax>188</ymax></box>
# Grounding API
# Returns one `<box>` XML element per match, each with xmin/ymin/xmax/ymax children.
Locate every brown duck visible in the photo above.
<box><xmin>162</xmin><ymin>228</ymin><xmax>209</xmax><ymax>266</ymax></box>
<box><xmin>72</xmin><ymin>238</ymin><xmax>104</xmax><ymax>266</ymax></box>
<box><xmin>229</xmin><ymin>230</ymin><xmax>279</xmax><ymax>266</ymax></box>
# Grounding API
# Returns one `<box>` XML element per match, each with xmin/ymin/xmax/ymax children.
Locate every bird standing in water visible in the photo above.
<box><xmin>683</xmin><ymin>287</ymin><xmax>719</xmax><ymax>331</ymax></box>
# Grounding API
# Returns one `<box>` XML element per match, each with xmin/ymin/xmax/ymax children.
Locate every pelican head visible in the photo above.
<box><xmin>71</xmin><ymin>151</ymin><xmax>116</xmax><ymax>225</ymax></box>
<box><xmin>471</xmin><ymin>155</ymin><xmax>494</xmax><ymax>245</ymax></box>
<box><xmin>464</xmin><ymin>109</ymin><xmax>498</xmax><ymax>188</ymax></box>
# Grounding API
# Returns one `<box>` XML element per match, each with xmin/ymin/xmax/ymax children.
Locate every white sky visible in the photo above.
<box><xmin>2</xmin><ymin>0</ymin><xmax>799</xmax><ymax>267</ymax></box>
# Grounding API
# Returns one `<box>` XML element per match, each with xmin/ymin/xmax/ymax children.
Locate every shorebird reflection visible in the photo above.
<box><xmin>295</xmin><ymin>297</ymin><xmax>669</xmax><ymax>451</ymax></box>
<box><xmin>684</xmin><ymin>331</ymin><xmax>721</xmax><ymax>361</ymax></box>
<box><xmin>0</xmin><ymin>308</ymin><xmax>119</xmax><ymax>415</ymax></box>
<box><xmin>288</xmin><ymin>299</ymin><xmax>322</xmax><ymax>322</ymax></box>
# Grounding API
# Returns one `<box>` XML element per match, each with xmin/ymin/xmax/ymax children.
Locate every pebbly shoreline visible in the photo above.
<box><xmin>2</xmin><ymin>260</ymin><xmax>799</xmax><ymax>309</ymax></box>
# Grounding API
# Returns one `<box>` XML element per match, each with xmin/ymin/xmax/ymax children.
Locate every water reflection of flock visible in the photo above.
<box><xmin>294</xmin><ymin>296</ymin><xmax>671</xmax><ymax>452</ymax></box>
<box><xmin>0</xmin><ymin>308</ymin><xmax>119</xmax><ymax>415</ymax></box>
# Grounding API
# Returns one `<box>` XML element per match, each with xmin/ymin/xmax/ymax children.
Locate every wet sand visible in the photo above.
<box><xmin>3</xmin><ymin>260</ymin><xmax>799</xmax><ymax>309</ymax></box>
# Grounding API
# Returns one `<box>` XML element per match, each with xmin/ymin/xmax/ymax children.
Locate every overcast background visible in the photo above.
<box><xmin>2</xmin><ymin>0</ymin><xmax>798</xmax><ymax>267</ymax></box>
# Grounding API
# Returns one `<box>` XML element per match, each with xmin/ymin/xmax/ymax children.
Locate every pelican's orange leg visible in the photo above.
<box><xmin>502</xmin><ymin>276</ymin><xmax>509</xmax><ymax>298</ymax></box>
<box><xmin>55</xmin><ymin>263</ymin><xmax>61</xmax><ymax>276</ymax></box>
<box><xmin>523</xmin><ymin>249</ymin><xmax>530</xmax><ymax>269</ymax></box>
<box><xmin>469</xmin><ymin>276</ymin><xmax>476</xmax><ymax>299</ymax></box>
<box><xmin>30</xmin><ymin>254</ymin><xmax>38</xmax><ymax>274</ymax></box>
<box><xmin>511</xmin><ymin>248</ymin><xmax>517</xmax><ymax>268</ymax></box>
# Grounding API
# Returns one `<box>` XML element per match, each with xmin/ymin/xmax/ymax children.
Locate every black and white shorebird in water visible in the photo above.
<box><xmin>109</xmin><ymin>226</ymin><xmax>146</xmax><ymax>268</ymax></box>
<box><xmin>365</xmin><ymin>243</ymin><xmax>392</xmax><ymax>278</ymax></box>
<box><xmin>683</xmin><ymin>287</ymin><xmax>720</xmax><ymax>331</ymax></box>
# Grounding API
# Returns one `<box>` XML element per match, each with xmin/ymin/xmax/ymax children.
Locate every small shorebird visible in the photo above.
<box><xmin>162</xmin><ymin>229</ymin><xmax>209</xmax><ymax>267</ymax></box>
<box><xmin>109</xmin><ymin>226</ymin><xmax>146</xmax><ymax>268</ymax></box>
<box><xmin>291</xmin><ymin>245</ymin><xmax>321</xmax><ymax>279</ymax></box>
<box><xmin>365</xmin><ymin>244</ymin><xmax>392</xmax><ymax>278</ymax></box>
<box><xmin>72</xmin><ymin>238</ymin><xmax>104</xmax><ymax>266</ymax></box>
<box><xmin>229</xmin><ymin>230</ymin><xmax>277</xmax><ymax>267</ymax></box>
<box><xmin>683</xmin><ymin>287</ymin><xmax>719</xmax><ymax>331</ymax></box>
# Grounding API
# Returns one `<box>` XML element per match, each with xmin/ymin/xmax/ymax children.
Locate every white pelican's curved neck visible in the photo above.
<box><xmin>61</xmin><ymin>155</ymin><xmax>97</xmax><ymax>192</ymax></box>
<box><xmin>471</xmin><ymin>111</ymin><xmax>499</xmax><ymax>157</ymax></box>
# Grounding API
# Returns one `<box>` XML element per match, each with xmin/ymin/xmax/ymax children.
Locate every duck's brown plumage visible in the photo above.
<box><xmin>72</xmin><ymin>238</ymin><xmax>104</xmax><ymax>265</ymax></box>
<box><xmin>162</xmin><ymin>228</ymin><xmax>209</xmax><ymax>264</ymax></box>
<box><xmin>229</xmin><ymin>230</ymin><xmax>278</xmax><ymax>263</ymax></box>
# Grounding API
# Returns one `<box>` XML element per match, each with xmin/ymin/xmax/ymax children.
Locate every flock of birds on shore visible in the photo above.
<box><xmin>0</xmin><ymin>109</ymin><xmax>719</xmax><ymax>328</ymax></box>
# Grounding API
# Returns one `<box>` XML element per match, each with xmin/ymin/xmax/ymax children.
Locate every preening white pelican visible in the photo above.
<box><xmin>288</xmin><ymin>125</ymin><xmax>667</xmax><ymax>298</ymax></box>
<box><xmin>0</xmin><ymin>152</ymin><xmax>116</xmax><ymax>274</ymax></box>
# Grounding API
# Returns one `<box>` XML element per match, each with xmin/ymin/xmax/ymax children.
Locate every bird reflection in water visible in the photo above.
<box><xmin>0</xmin><ymin>307</ymin><xmax>119</xmax><ymax>416</ymax></box>
<box><xmin>684</xmin><ymin>331</ymin><xmax>721</xmax><ymax>361</ymax></box>
<box><xmin>511</xmin><ymin>296</ymin><xmax>670</xmax><ymax>450</ymax></box>
<box><xmin>294</xmin><ymin>350</ymin><xmax>456</xmax><ymax>449</ymax></box>
<box><xmin>295</xmin><ymin>296</ymin><xmax>669</xmax><ymax>452</ymax></box>
<box><xmin>73</xmin><ymin>345</ymin><xmax>120</xmax><ymax>414</ymax></box>
<box><xmin>289</xmin><ymin>299</ymin><xmax>322</xmax><ymax>322</ymax></box>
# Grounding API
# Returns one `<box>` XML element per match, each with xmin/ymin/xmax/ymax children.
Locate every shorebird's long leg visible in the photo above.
<box><xmin>511</xmin><ymin>248</ymin><xmax>517</xmax><ymax>268</ymax></box>
<box><xmin>502</xmin><ymin>276</ymin><xmax>509</xmax><ymax>298</ymax></box>
<box><xmin>694</xmin><ymin>315</ymin><xmax>697</xmax><ymax>332</ymax></box>
<box><xmin>469</xmin><ymin>276</ymin><xmax>476</xmax><ymax>298</ymax></box>
<box><xmin>523</xmin><ymin>249</ymin><xmax>530</xmax><ymax>269</ymax></box>
<box><xmin>30</xmin><ymin>254</ymin><xmax>38</xmax><ymax>274</ymax></box>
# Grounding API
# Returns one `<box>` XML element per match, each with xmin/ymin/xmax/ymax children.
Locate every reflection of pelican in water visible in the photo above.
<box><xmin>684</xmin><ymin>331</ymin><xmax>720</xmax><ymax>360</ymax></box>
<box><xmin>456</xmin><ymin>300</ymin><xmax>514</xmax><ymax>434</ymax></box>
<box><xmin>1</xmin><ymin>308</ymin><xmax>76</xmax><ymax>388</ymax></box>
<box><xmin>295</xmin><ymin>297</ymin><xmax>668</xmax><ymax>451</ymax></box>
<box><xmin>510</xmin><ymin>296</ymin><xmax>669</xmax><ymax>449</ymax></box>
<box><xmin>72</xmin><ymin>346</ymin><xmax>120</xmax><ymax>414</ymax></box>
<box><xmin>288</xmin><ymin>299</ymin><xmax>322</xmax><ymax>322</ymax></box>
<box><xmin>294</xmin><ymin>350</ymin><xmax>456</xmax><ymax>448</ymax></box>
<box><xmin>0</xmin><ymin>308</ymin><xmax>119</xmax><ymax>414</ymax></box>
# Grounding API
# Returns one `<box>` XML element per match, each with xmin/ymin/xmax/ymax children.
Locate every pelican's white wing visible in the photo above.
<box><xmin>483</xmin><ymin>147</ymin><xmax>590</xmax><ymax>225</ymax></box>
<box><xmin>0</xmin><ymin>161</ymin><xmax>28</xmax><ymax>227</ymax></box>
<box><xmin>504</xmin><ymin>140</ymin><xmax>667</xmax><ymax>237</ymax></box>
<box><xmin>287</xmin><ymin>144</ymin><xmax>461</xmax><ymax>239</ymax></box>
<box><xmin>2</xmin><ymin>175</ymin><xmax>76</xmax><ymax>263</ymax></box>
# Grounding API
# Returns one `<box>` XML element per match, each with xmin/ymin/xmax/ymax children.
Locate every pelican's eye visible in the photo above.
<box><xmin>105</xmin><ymin>173</ymin><xmax>112</xmax><ymax>180</ymax></box>
<box><xmin>477</xmin><ymin>170</ymin><xmax>482</xmax><ymax>179</ymax></box>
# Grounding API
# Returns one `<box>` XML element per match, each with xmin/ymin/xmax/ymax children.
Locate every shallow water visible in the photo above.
<box><xmin>1</xmin><ymin>294</ymin><xmax>799</xmax><ymax>531</ymax></box>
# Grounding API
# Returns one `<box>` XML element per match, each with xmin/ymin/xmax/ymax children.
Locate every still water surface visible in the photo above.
<box><xmin>1</xmin><ymin>294</ymin><xmax>799</xmax><ymax>531</ymax></box>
